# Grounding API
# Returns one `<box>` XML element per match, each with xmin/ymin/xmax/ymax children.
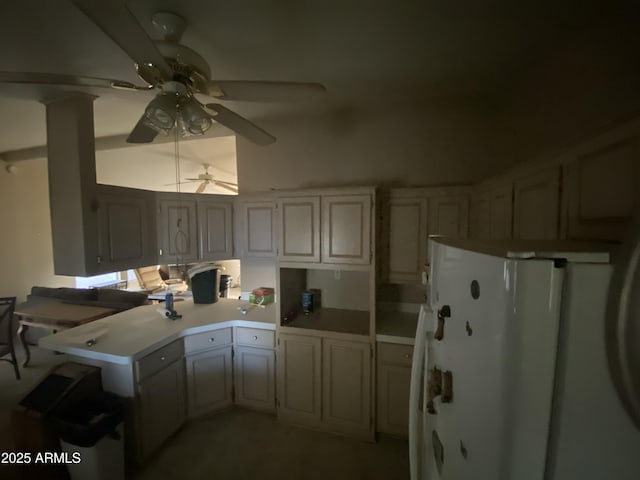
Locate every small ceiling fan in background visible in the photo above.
<box><xmin>166</xmin><ymin>163</ymin><xmax>238</xmax><ymax>194</ymax></box>
<box><xmin>0</xmin><ymin>1</ymin><xmax>326</xmax><ymax>146</ymax></box>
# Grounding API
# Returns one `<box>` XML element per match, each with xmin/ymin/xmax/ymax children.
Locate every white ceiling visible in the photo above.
<box><xmin>0</xmin><ymin>0</ymin><xmax>628</xmax><ymax>155</ymax></box>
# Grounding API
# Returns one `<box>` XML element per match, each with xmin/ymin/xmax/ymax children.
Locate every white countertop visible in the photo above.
<box><xmin>375</xmin><ymin>309</ymin><xmax>419</xmax><ymax>345</ymax></box>
<box><xmin>38</xmin><ymin>298</ymin><xmax>277</xmax><ymax>365</ymax></box>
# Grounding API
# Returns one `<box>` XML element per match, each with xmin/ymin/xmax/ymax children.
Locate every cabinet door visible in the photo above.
<box><xmin>234</xmin><ymin>346</ymin><xmax>275</xmax><ymax>412</ymax></box>
<box><xmin>137</xmin><ymin>359</ymin><xmax>186</xmax><ymax>459</ymax></box>
<box><xmin>322</xmin><ymin>339</ymin><xmax>371</xmax><ymax>433</ymax></box>
<box><xmin>158</xmin><ymin>196</ymin><xmax>198</xmax><ymax>263</ymax></box>
<box><xmin>513</xmin><ymin>167</ymin><xmax>560</xmax><ymax>239</ymax></box>
<box><xmin>469</xmin><ymin>191</ymin><xmax>490</xmax><ymax>239</ymax></box>
<box><xmin>565</xmin><ymin>139</ymin><xmax>639</xmax><ymax>241</ymax></box>
<box><xmin>278</xmin><ymin>196</ymin><xmax>320</xmax><ymax>262</ymax></box>
<box><xmin>386</xmin><ymin>195</ymin><xmax>428</xmax><ymax>283</ymax></box>
<box><xmin>489</xmin><ymin>184</ymin><xmax>513</xmax><ymax>239</ymax></box>
<box><xmin>276</xmin><ymin>333</ymin><xmax>322</xmax><ymax>425</ymax></box>
<box><xmin>241</xmin><ymin>201</ymin><xmax>276</xmax><ymax>257</ymax></box>
<box><xmin>428</xmin><ymin>194</ymin><xmax>469</xmax><ymax>239</ymax></box>
<box><xmin>185</xmin><ymin>345</ymin><xmax>233</xmax><ymax>417</ymax></box>
<box><xmin>197</xmin><ymin>199</ymin><xmax>233</xmax><ymax>261</ymax></box>
<box><xmin>322</xmin><ymin>194</ymin><xmax>371</xmax><ymax>265</ymax></box>
<box><xmin>377</xmin><ymin>363</ymin><xmax>412</xmax><ymax>437</ymax></box>
<box><xmin>97</xmin><ymin>185</ymin><xmax>157</xmax><ymax>272</ymax></box>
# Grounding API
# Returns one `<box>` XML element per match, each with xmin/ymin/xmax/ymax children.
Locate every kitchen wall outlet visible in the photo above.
<box><xmin>334</xmin><ymin>270</ymin><xmax>341</xmax><ymax>280</ymax></box>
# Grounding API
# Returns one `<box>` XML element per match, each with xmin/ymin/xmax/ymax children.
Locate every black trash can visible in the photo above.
<box><xmin>48</xmin><ymin>393</ymin><xmax>125</xmax><ymax>480</ymax></box>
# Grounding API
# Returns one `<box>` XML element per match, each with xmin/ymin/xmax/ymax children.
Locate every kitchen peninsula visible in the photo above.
<box><xmin>38</xmin><ymin>298</ymin><xmax>277</xmax><ymax>463</ymax></box>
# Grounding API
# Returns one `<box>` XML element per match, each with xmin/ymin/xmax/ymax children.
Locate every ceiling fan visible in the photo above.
<box><xmin>167</xmin><ymin>164</ymin><xmax>238</xmax><ymax>194</ymax></box>
<box><xmin>0</xmin><ymin>1</ymin><xmax>327</xmax><ymax>146</ymax></box>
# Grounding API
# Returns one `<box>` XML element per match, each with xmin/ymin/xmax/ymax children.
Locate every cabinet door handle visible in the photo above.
<box><xmin>253</xmin><ymin>336</ymin><xmax>258</xmax><ymax>340</ymax></box>
<box><xmin>160</xmin><ymin>356</ymin><xmax>166</xmax><ymax>361</ymax></box>
<box><xmin>404</xmin><ymin>354</ymin><xmax>411</xmax><ymax>359</ymax></box>
<box><xmin>209</xmin><ymin>338</ymin><xmax>215</xmax><ymax>342</ymax></box>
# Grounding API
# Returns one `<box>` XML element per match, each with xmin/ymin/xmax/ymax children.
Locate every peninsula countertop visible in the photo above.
<box><xmin>38</xmin><ymin>298</ymin><xmax>277</xmax><ymax>365</ymax></box>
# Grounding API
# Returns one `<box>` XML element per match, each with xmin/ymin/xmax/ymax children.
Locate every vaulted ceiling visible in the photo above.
<box><xmin>0</xmin><ymin>0</ymin><xmax>634</xmax><ymax>155</ymax></box>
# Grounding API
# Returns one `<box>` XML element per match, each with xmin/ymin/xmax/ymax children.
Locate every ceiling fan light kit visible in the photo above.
<box><xmin>1</xmin><ymin>4</ymin><xmax>327</xmax><ymax>147</ymax></box>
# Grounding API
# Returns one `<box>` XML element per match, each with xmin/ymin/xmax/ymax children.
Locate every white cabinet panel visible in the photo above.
<box><xmin>197</xmin><ymin>199</ymin><xmax>233</xmax><ymax>260</ymax></box>
<box><xmin>276</xmin><ymin>333</ymin><xmax>322</xmax><ymax>424</ymax></box>
<box><xmin>469</xmin><ymin>191</ymin><xmax>490</xmax><ymax>239</ymax></box>
<box><xmin>376</xmin><ymin>343</ymin><xmax>412</xmax><ymax>437</ymax></box>
<box><xmin>428</xmin><ymin>195</ymin><xmax>469</xmax><ymax>239</ymax></box>
<box><xmin>158</xmin><ymin>196</ymin><xmax>198</xmax><ymax>263</ymax></box>
<box><xmin>489</xmin><ymin>184</ymin><xmax>513</xmax><ymax>239</ymax></box>
<box><xmin>278</xmin><ymin>196</ymin><xmax>320</xmax><ymax>262</ymax></box>
<box><xmin>241</xmin><ymin>201</ymin><xmax>276</xmax><ymax>257</ymax></box>
<box><xmin>96</xmin><ymin>185</ymin><xmax>157</xmax><ymax>272</ymax></box>
<box><xmin>566</xmin><ymin>139</ymin><xmax>639</xmax><ymax>241</ymax></box>
<box><xmin>386</xmin><ymin>196</ymin><xmax>428</xmax><ymax>282</ymax></box>
<box><xmin>234</xmin><ymin>346</ymin><xmax>275</xmax><ymax>412</ymax></box>
<box><xmin>322</xmin><ymin>194</ymin><xmax>371</xmax><ymax>264</ymax></box>
<box><xmin>186</xmin><ymin>345</ymin><xmax>233</xmax><ymax>417</ymax></box>
<box><xmin>322</xmin><ymin>338</ymin><xmax>371</xmax><ymax>433</ymax></box>
<box><xmin>137</xmin><ymin>359</ymin><xmax>186</xmax><ymax>459</ymax></box>
<box><xmin>513</xmin><ymin>168</ymin><xmax>560</xmax><ymax>240</ymax></box>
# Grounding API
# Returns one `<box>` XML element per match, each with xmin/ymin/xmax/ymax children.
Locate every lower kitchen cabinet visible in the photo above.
<box><xmin>184</xmin><ymin>328</ymin><xmax>234</xmax><ymax>417</ymax></box>
<box><xmin>277</xmin><ymin>332</ymin><xmax>373</xmax><ymax>439</ymax></box>
<box><xmin>277</xmin><ymin>333</ymin><xmax>322</xmax><ymax>425</ymax></box>
<box><xmin>234</xmin><ymin>346</ymin><xmax>276</xmax><ymax>412</ymax></box>
<box><xmin>137</xmin><ymin>358</ymin><xmax>186</xmax><ymax>459</ymax></box>
<box><xmin>376</xmin><ymin>342</ymin><xmax>413</xmax><ymax>437</ymax></box>
<box><xmin>322</xmin><ymin>338</ymin><xmax>372</xmax><ymax>434</ymax></box>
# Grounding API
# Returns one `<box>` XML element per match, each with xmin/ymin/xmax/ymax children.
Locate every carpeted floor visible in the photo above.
<box><xmin>0</xmin><ymin>344</ymin><xmax>410</xmax><ymax>480</ymax></box>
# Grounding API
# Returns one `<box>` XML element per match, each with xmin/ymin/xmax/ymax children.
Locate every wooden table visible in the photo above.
<box><xmin>15</xmin><ymin>300</ymin><xmax>115</xmax><ymax>367</ymax></box>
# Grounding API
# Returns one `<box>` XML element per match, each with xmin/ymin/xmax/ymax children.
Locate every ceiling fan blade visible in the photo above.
<box><xmin>0</xmin><ymin>71</ymin><xmax>151</xmax><ymax>91</ymax></box>
<box><xmin>164</xmin><ymin>181</ymin><xmax>199</xmax><ymax>186</ymax></box>
<box><xmin>206</xmin><ymin>81</ymin><xmax>326</xmax><ymax>102</ymax></box>
<box><xmin>127</xmin><ymin>115</ymin><xmax>159</xmax><ymax>143</ymax></box>
<box><xmin>214</xmin><ymin>181</ymin><xmax>239</xmax><ymax>193</ymax></box>
<box><xmin>213</xmin><ymin>180</ymin><xmax>239</xmax><ymax>188</ymax></box>
<box><xmin>184</xmin><ymin>178</ymin><xmax>201</xmax><ymax>181</ymax></box>
<box><xmin>71</xmin><ymin>0</ymin><xmax>172</xmax><ymax>82</ymax></box>
<box><xmin>203</xmin><ymin>80</ymin><xmax>327</xmax><ymax>102</ymax></box>
<box><xmin>195</xmin><ymin>182</ymin><xmax>208</xmax><ymax>194</ymax></box>
<box><xmin>203</xmin><ymin>104</ymin><xmax>275</xmax><ymax>146</ymax></box>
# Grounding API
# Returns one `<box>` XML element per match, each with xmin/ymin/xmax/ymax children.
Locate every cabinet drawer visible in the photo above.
<box><xmin>136</xmin><ymin>340</ymin><xmax>184</xmax><ymax>382</ymax></box>
<box><xmin>184</xmin><ymin>327</ymin><xmax>232</xmax><ymax>353</ymax></box>
<box><xmin>377</xmin><ymin>343</ymin><xmax>413</xmax><ymax>366</ymax></box>
<box><xmin>235</xmin><ymin>327</ymin><xmax>275</xmax><ymax>348</ymax></box>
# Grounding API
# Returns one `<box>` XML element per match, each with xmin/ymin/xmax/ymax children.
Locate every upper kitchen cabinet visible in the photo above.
<box><xmin>322</xmin><ymin>194</ymin><xmax>372</xmax><ymax>265</ymax></box>
<box><xmin>238</xmin><ymin>197</ymin><xmax>277</xmax><ymax>258</ymax></box>
<box><xmin>428</xmin><ymin>192</ymin><xmax>469</xmax><ymax>239</ymax></box>
<box><xmin>278</xmin><ymin>196</ymin><xmax>321</xmax><ymax>263</ymax></box>
<box><xmin>277</xmin><ymin>188</ymin><xmax>374</xmax><ymax>266</ymax></box>
<box><xmin>382</xmin><ymin>191</ymin><xmax>428</xmax><ymax>283</ymax></box>
<box><xmin>197</xmin><ymin>197</ymin><xmax>234</xmax><ymax>261</ymax></box>
<box><xmin>96</xmin><ymin>185</ymin><xmax>157</xmax><ymax>273</ymax></box>
<box><xmin>564</xmin><ymin>138</ymin><xmax>640</xmax><ymax>242</ymax></box>
<box><xmin>513</xmin><ymin>167</ymin><xmax>561</xmax><ymax>240</ymax></box>
<box><xmin>470</xmin><ymin>183</ymin><xmax>513</xmax><ymax>240</ymax></box>
<box><xmin>157</xmin><ymin>193</ymin><xmax>198</xmax><ymax>264</ymax></box>
<box><xmin>381</xmin><ymin>187</ymin><xmax>468</xmax><ymax>283</ymax></box>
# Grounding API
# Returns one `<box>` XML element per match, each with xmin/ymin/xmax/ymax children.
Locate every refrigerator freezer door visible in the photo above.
<box><xmin>409</xmin><ymin>304</ymin><xmax>434</xmax><ymax>480</ymax></box>
<box><xmin>429</xmin><ymin>240</ymin><xmax>564</xmax><ymax>480</ymax></box>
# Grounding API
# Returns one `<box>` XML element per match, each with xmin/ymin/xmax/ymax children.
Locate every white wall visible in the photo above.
<box><xmin>0</xmin><ymin>158</ymin><xmax>74</xmax><ymax>302</ymax></box>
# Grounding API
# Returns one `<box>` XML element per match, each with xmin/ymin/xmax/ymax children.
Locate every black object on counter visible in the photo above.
<box><xmin>191</xmin><ymin>268</ymin><xmax>220</xmax><ymax>304</ymax></box>
<box><xmin>219</xmin><ymin>275</ymin><xmax>232</xmax><ymax>298</ymax></box>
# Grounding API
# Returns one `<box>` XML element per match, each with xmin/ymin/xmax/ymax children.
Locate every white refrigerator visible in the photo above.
<box><xmin>409</xmin><ymin>238</ymin><xmax>640</xmax><ymax>480</ymax></box>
